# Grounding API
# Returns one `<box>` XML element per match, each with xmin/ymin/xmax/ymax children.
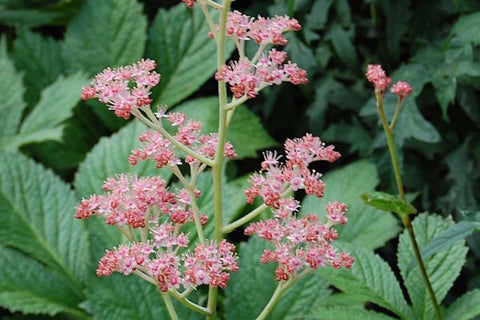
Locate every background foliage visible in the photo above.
<box><xmin>0</xmin><ymin>0</ymin><xmax>479</xmax><ymax>319</ymax></box>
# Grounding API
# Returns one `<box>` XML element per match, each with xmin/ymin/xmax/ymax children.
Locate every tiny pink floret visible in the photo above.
<box><xmin>391</xmin><ymin>81</ymin><xmax>413</xmax><ymax>99</ymax></box>
<box><xmin>366</xmin><ymin>64</ymin><xmax>392</xmax><ymax>93</ymax></box>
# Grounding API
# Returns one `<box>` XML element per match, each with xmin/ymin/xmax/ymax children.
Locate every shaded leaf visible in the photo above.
<box><xmin>328</xmin><ymin>25</ymin><xmax>358</xmax><ymax>70</ymax></box>
<box><xmin>224</xmin><ymin>238</ymin><xmax>331</xmax><ymax>320</ymax></box>
<box><xmin>147</xmin><ymin>4</ymin><xmax>231</xmax><ymax>106</ymax></box>
<box><xmin>63</xmin><ymin>0</ymin><xmax>147</xmax><ymax>75</ymax></box>
<box><xmin>74</xmin><ymin>120</ymin><xmax>171</xmax><ymax>198</ymax></box>
<box><xmin>301</xmin><ymin>161</ymin><xmax>400</xmax><ymax>250</ymax></box>
<box><xmin>173</xmin><ymin>97</ymin><xmax>277</xmax><ymax>159</ymax></box>
<box><xmin>445</xmin><ymin>289</ymin><xmax>480</xmax><ymax>320</ymax></box>
<box><xmin>17</xmin><ymin>73</ymin><xmax>88</xmax><ymax>146</ymax></box>
<box><xmin>311</xmin><ymin>305</ymin><xmax>397</xmax><ymax>320</ymax></box>
<box><xmin>398</xmin><ymin>213</ymin><xmax>468</xmax><ymax>320</ymax></box>
<box><xmin>0</xmin><ymin>39</ymin><xmax>26</xmax><ymax>147</ymax></box>
<box><xmin>318</xmin><ymin>243</ymin><xmax>414</xmax><ymax>319</ymax></box>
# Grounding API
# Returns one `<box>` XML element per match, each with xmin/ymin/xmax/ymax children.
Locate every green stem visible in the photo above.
<box><xmin>375</xmin><ymin>92</ymin><xmax>442</xmax><ymax>320</ymax></box>
<box><xmin>161</xmin><ymin>292</ymin><xmax>179</xmax><ymax>320</ymax></box>
<box><xmin>169</xmin><ymin>290</ymin><xmax>212</xmax><ymax>316</ymax></box>
<box><xmin>206</xmin><ymin>0</ymin><xmax>231</xmax><ymax>318</ymax></box>
<box><xmin>188</xmin><ymin>188</ymin><xmax>206</xmax><ymax>244</ymax></box>
<box><xmin>389</xmin><ymin>99</ymin><xmax>403</xmax><ymax>131</ymax></box>
<box><xmin>222</xmin><ymin>203</ymin><xmax>268</xmax><ymax>234</ymax></box>
<box><xmin>65</xmin><ymin>308</ymin><xmax>94</xmax><ymax>320</ymax></box>
<box><xmin>255</xmin><ymin>278</ymin><xmax>295</xmax><ymax>320</ymax></box>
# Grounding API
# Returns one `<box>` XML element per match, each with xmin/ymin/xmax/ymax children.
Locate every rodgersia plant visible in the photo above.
<box><xmin>76</xmin><ymin>1</ymin><xmax>352</xmax><ymax>319</ymax></box>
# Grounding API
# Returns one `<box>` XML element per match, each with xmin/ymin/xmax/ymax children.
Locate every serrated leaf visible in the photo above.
<box><xmin>0</xmin><ymin>10</ymin><xmax>62</xmax><ymax>27</ymax></box>
<box><xmin>0</xmin><ymin>246</ymin><xmax>86</xmax><ymax>317</ymax></box>
<box><xmin>13</xmin><ymin>29</ymin><xmax>63</xmax><ymax>104</ymax></box>
<box><xmin>396</xmin><ymin>100</ymin><xmax>441</xmax><ymax>144</ymax></box>
<box><xmin>16</xmin><ymin>73</ymin><xmax>88</xmax><ymax>145</ymax></box>
<box><xmin>305</xmin><ymin>0</ymin><xmax>333</xmax><ymax>30</ymax></box>
<box><xmin>432</xmin><ymin>76</ymin><xmax>456</xmax><ymax>120</ymax></box>
<box><xmin>450</xmin><ymin>12</ymin><xmax>480</xmax><ymax>45</ymax></box>
<box><xmin>398</xmin><ymin>213</ymin><xmax>468</xmax><ymax>320</ymax></box>
<box><xmin>311</xmin><ymin>305</ymin><xmax>397</xmax><ymax>320</ymax></box>
<box><xmin>445</xmin><ymin>289</ymin><xmax>480</xmax><ymax>320</ymax></box>
<box><xmin>300</xmin><ymin>161</ymin><xmax>400</xmax><ymax>250</ymax></box>
<box><xmin>407</xmin><ymin>219</ymin><xmax>480</xmax><ymax>273</ymax></box>
<box><xmin>74</xmin><ymin>120</ymin><xmax>172</xmax><ymax>198</ymax></box>
<box><xmin>63</xmin><ymin>0</ymin><xmax>147</xmax><ymax>75</ymax></box>
<box><xmin>147</xmin><ymin>4</ymin><xmax>231</xmax><ymax>106</ymax></box>
<box><xmin>83</xmin><ymin>274</ymin><xmax>202</xmax><ymax>320</ymax></box>
<box><xmin>362</xmin><ymin>191</ymin><xmax>417</xmax><ymax>216</ymax></box>
<box><xmin>224</xmin><ymin>238</ymin><xmax>331</xmax><ymax>320</ymax></box>
<box><xmin>0</xmin><ymin>151</ymin><xmax>89</xmax><ymax>294</ymax></box>
<box><xmin>173</xmin><ymin>97</ymin><xmax>277</xmax><ymax>159</ymax></box>
<box><xmin>318</xmin><ymin>244</ymin><xmax>414</xmax><ymax>319</ymax></box>
<box><xmin>0</xmin><ymin>39</ymin><xmax>26</xmax><ymax>147</ymax></box>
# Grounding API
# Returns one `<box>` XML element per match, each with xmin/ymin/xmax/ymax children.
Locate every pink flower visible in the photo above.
<box><xmin>216</xmin><ymin>50</ymin><xmax>307</xmax><ymax>99</ymax></box>
<box><xmin>182</xmin><ymin>0</ymin><xmax>195</xmax><ymax>7</ymax></box>
<box><xmin>391</xmin><ymin>81</ymin><xmax>413</xmax><ymax>99</ymax></box>
<box><xmin>366</xmin><ymin>64</ymin><xmax>392</xmax><ymax>93</ymax></box>
<box><xmin>81</xmin><ymin>59</ymin><xmax>160</xmax><ymax>119</ymax></box>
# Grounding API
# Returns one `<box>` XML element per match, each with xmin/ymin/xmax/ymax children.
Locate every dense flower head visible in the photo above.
<box><xmin>129</xmin><ymin>111</ymin><xmax>237</xmax><ymax>168</ymax></box>
<box><xmin>366</xmin><ymin>64</ymin><xmax>392</xmax><ymax>93</ymax></box>
<box><xmin>97</xmin><ymin>238</ymin><xmax>238</xmax><ymax>292</ymax></box>
<box><xmin>391</xmin><ymin>81</ymin><xmax>413</xmax><ymax>99</ymax></box>
<box><xmin>215</xmin><ymin>49</ymin><xmax>307</xmax><ymax>99</ymax></box>
<box><xmin>245</xmin><ymin>204</ymin><xmax>353</xmax><ymax>281</ymax></box>
<box><xmin>81</xmin><ymin>59</ymin><xmax>160</xmax><ymax>119</ymax></box>
<box><xmin>75</xmin><ymin>174</ymin><xmax>203</xmax><ymax>227</ymax></box>
<box><xmin>244</xmin><ymin>134</ymin><xmax>340</xmax><ymax>207</ymax></box>
<box><xmin>181</xmin><ymin>0</ymin><xmax>195</xmax><ymax>7</ymax></box>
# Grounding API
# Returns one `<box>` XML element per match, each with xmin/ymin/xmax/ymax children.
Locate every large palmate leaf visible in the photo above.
<box><xmin>74</xmin><ymin>120</ymin><xmax>171</xmax><ymax>198</ymax></box>
<box><xmin>224</xmin><ymin>238</ymin><xmax>331</xmax><ymax>320</ymax></box>
<box><xmin>83</xmin><ymin>274</ymin><xmax>202</xmax><ymax>320</ymax></box>
<box><xmin>0</xmin><ymin>246</ymin><xmax>87</xmax><ymax>317</ymax></box>
<box><xmin>311</xmin><ymin>306</ymin><xmax>397</xmax><ymax>320</ymax></box>
<box><xmin>12</xmin><ymin>73</ymin><xmax>88</xmax><ymax>147</ymax></box>
<box><xmin>301</xmin><ymin>161</ymin><xmax>400</xmax><ymax>250</ymax></box>
<box><xmin>13</xmin><ymin>29</ymin><xmax>64</xmax><ymax>104</ymax></box>
<box><xmin>318</xmin><ymin>244</ymin><xmax>414</xmax><ymax>320</ymax></box>
<box><xmin>147</xmin><ymin>4</ymin><xmax>233</xmax><ymax>106</ymax></box>
<box><xmin>0</xmin><ymin>151</ymin><xmax>89</xmax><ymax>296</ymax></box>
<box><xmin>63</xmin><ymin>0</ymin><xmax>147</xmax><ymax>76</ymax></box>
<box><xmin>173</xmin><ymin>97</ymin><xmax>277</xmax><ymax>159</ymax></box>
<box><xmin>0</xmin><ymin>39</ymin><xmax>26</xmax><ymax>148</ymax></box>
<box><xmin>398</xmin><ymin>213</ymin><xmax>468</xmax><ymax>320</ymax></box>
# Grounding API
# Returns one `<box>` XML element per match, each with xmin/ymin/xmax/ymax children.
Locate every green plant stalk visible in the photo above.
<box><xmin>206</xmin><ymin>0</ymin><xmax>232</xmax><ymax>318</ymax></box>
<box><xmin>375</xmin><ymin>92</ymin><xmax>442</xmax><ymax>320</ymax></box>
<box><xmin>161</xmin><ymin>292</ymin><xmax>179</xmax><ymax>320</ymax></box>
<box><xmin>255</xmin><ymin>277</ymin><xmax>295</xmax><ymax>320</ymax></box>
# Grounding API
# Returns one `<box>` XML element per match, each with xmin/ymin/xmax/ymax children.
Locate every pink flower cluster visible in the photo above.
<box><xmin>215</xmin><ymin>49</ymin><xmax>308</xmax><ymax>99</ymax></box>
<box><xmin>75</xmin><ymin>174</ymin><xmax>207</xmax><ymax>227</ymax></box>
<box><xmin>224</xmin><ymin>11</ymin><xmax>301</xmax><ymax>45</ymax></box>
<box><xmin>244</xmin><ymin>134</ymin><xmax>341</xmax><ymax>207</ymax></box>
<box><xmin>243</xmin><ymin>134</ymin><xmax>353</xmax><ymax>280</ymax></box>
<box><xmin>245</xmin><ymin>202</ymin><xmax>354</xmax><ymax>281</ymax></box>
<box><xmin>128</xmin><ymin>111</ymin><xmax>237</xmax><ymax>168</ymax></box>
<box><xmin>366</xmin><ymin>64</ymin><xmax>412</xmax><ymax>99</ymax></box>
<box><xmin>96</xmin><ymin>232</ymin><xmax>238</xmax><ymax>291</ymax></box>
<box><xmin>81</xmin><ymin>59</ymin><xmax>160</xmax><ymax>119</ymax></box>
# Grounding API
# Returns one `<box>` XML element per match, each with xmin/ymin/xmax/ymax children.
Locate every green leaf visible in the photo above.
<box><xmin>450</xmin><ymin>12</ymin><xmax>480</xmax><ymax>45</ymax></box>
<box><xmin>0</xmin><ymin>10</ymin><xmax>62</xmax><ymax>27</ymax></box>
<box><xmin>63</xmin><ymin>0</ymin><xmax>147</xmax><ymax>75</ymax></box>
<box><xmin>318</xmin><ymin>244</ymin><xmax>414</xmax><ymax>319</ymax></box>
<box><xmin>327</xmin><ymin>25</ymin><xmax>358</xmax><ymax>70</ymax></box>
<box><xmin>0</xmin><ymin>39</ymin><xmax>26</xmax><ymax>147</ymax></box>
<box><xmin>305</xmin><ymin>0</ymin><xmax>333</xmax><ymax>30</ymax></box>
<box><xmin>224</xmin><ymin>238</ymin><xmax>331</xmax><ymax>320</ymax></box>
<box><xmin>147</xmin><ymin>4</ymin><xmax>231</xmax><ymax>107</ymax></box>
<box><xmin>398</xmin><ymin>213</ymin><xmax>468</xmax><ymax>320</ymax></box>
<box><xmin>445</xmin><ymin>289</ymin><xmax>480</xmax><ymax>320</ymax></box>
<box><xmin>432</xmin><ymin>75</ymin><xmax>456</xmax><ymax>120</ymax></box>
<box><xmin>173</xmin><ymin>97</ymin><xmax>277</xmax><ymax>159</ymax></box>
<box><xmin>74</xmin><ymin>120</ymin><xmax>172</xmax><ymax>198</ymax></box>
<box><xmin>407</xmin><ymin>219</ymin><xmax>480</xmax><ymax>273</ymax></box>
<box><xmin>0</xmin><ymin>151</ymin><xmax>89</xmax><ymax>294</ymax></box>
<box><xmin>285</xmin><ymin>33</ymin><xmax>317</xmax><ymax>76</ymax></box>
<box><xmin>16</xmin><ymin>73</ymin><xmax>88</xmax><ymax>146</ymax></box>
<box><xmin>83</xmin><ymin>274</ymin><xmax>202</xmax><ymax>320</ymax></box>
<box><xmin>13</xmin><ymin>29</ymin><xmax>63</xmax><ymax>104</ymax></box>
<box><xmin>300</xmin><ymin>161</ymin><xmax>400</xmax><ymax>250</ymax></box>
<box><xmin>311</xmin><ymin>305</ymin><xmax>397</xmax><ymax>320</ymax></box>
<box><xmin>396</xmin><ymin>100</ymin><xmax>441</xmax><ymax>144</ymax></box>
<box><xmin>361</xmin><ymin>191</ymin><xmax>417</xmax><ymax>216</ymax></box>
<box><xmin>0</xmin><ymin>246</ymin><xmax>86</xmax><ymax>317</ymax></box>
